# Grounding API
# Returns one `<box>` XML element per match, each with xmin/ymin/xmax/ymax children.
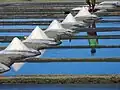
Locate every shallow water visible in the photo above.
<box><xmin>0</xmin><ymin>22</ymin><xmax>120</xmax><ymax>36</ymax></box>
<box><xmin>101</xmin><ymin>16</ymin><xmax>120</xmax><ymax>20</ymax></box>
<box><xmin>0</xmin><ymin>84</ymin><xmax>120</xmax><ymax>90</ymax></box>
<box><xmin>0</xmin><ymin>16</ymin><xmax>120</xmax><ymax>22</ymax></box>
<box><xmin>0</xmin><ymin>18</ymin><xmax>63</xmax><ymax>22</ymax></box>
<box><xmin>96</xmin><ymin>22</ymin><xmax>120</xmax><ymax>28</ymax></box>
<box><xmin>0</xmin><ymin>25</ymin><xmax>48</xmax><ymax>29</ymax></box>
<box><xmin>0</xmin><ymin>16</ymin><xmax>118</xmax><ymax>76</ymax></box>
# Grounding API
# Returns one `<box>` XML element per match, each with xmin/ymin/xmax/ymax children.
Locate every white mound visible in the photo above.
<box><xmin>72</xmin><ymin>7</ymin><xmax>82</xmax><ymax>11</ymax></box>
<box><xmin>27</xmin><ymin>26</ymin><xmax>49</xmax><ymax>40</ymax></box>
<box><xmin>62</xmin><ymin>13</ymin><xmax>77</xmax><ymax>24</ymax></box>
<box><xmin>46</xmin><ymin>20</ymin><xmax>64</xmax><ymax>31</ymax></box>
<box><xmin>75</xmin><ymin>7</ymin><xmax>91</xmax><ymax>18</ymax></box>
<box><xmin>5</xmin><ymin>37</ymin><xmax>30</xmax><ymax>51</ymax></box>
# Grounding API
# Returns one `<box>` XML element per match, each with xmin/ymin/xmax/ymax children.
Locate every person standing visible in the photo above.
<box><xmin>86</xmin><ymin>0</ymin><xmax>96</xmax><ymax>12</ymax></box>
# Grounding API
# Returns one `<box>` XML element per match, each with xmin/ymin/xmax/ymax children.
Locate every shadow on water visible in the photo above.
<box><xmin>0</xmin><ymin>84</ymin><xmax>120</xmax><ymax>90</ymax></box>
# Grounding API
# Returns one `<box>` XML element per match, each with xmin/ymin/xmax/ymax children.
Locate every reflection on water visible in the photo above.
<box><xmin>87</xmin><ymin>20</ymin><xmax>98</xmax><ymax>55</ymax></box>
<box><xmin>0</xmin><ymin>84</ymin><xmax>120</xmax><ymax>90</ymax></box>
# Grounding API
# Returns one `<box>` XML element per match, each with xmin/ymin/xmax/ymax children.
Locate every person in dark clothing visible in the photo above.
<box><xmin>86</xmin><ymin>0</ymin><xmax>96</xmax><ymax>12</ymax></box>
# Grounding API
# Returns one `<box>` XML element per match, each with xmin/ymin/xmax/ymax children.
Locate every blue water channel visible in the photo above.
<box><xmin>0</xmin><ymin>15</ymin><xmax>120</xmax><ymax>90</ymax></box>
<box><xmin>0</xmin><ymin>16</ymin><xmax>118</xmax><ymax>75</ymax></box>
